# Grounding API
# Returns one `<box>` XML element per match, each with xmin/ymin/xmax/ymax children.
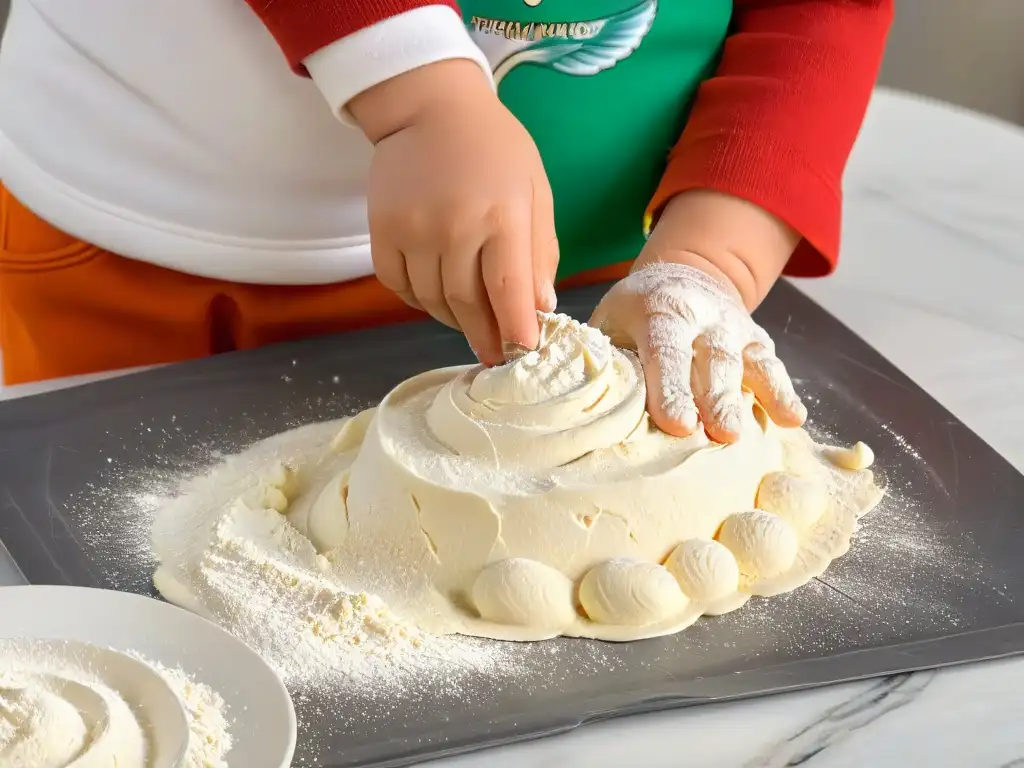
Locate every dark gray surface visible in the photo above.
<box><xmin>0</xmin><ymin>281</ymin><xmax>1022</xmax><ymax>768</ymax></box>
<box><xmin>0</xmin><ymin>538</ymin><xmax>24</xmax><ymax>585</ymax></box>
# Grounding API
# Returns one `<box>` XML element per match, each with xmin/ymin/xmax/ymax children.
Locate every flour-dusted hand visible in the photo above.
<box><xmin>349</xmin><ymin>60</ymin><xmax>558</xmax><ymax>367</ymax></box>
<box><xmin>590</xmin><ymin>262</ymin><xmax>806</xmax><ymax>443</ymax></box>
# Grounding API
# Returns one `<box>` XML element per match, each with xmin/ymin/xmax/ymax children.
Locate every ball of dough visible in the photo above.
<box><xmin>717</xmin><ymin>510</ymin><xmax>799</xmax><ymax>580</ymax></box>
<box><xmin>664</xmin><ymin>539</ymin><xmax>740</xmax><ymax>602</ymax></box>
<box><xmin>825</xmin><ymin>441</ymin><xmax>874</xmax><ymax>471</ymax></box>
<box><xmin>756</xmin><ymin>472</ymin><xmax>827</xmax><ymax>530</ymax></box>
<box><xmin>578</xmin><ymin>558</ymin><xmax>688</xmax><ymax>626</ymax></box>
<box><xmin>472</xmin><ymin>558</ymin><xmax>577</xmax><ymax>630</ymax></box>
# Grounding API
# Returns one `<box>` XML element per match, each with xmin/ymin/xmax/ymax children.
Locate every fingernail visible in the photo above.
<box><xmin>542</xmin><ymin>284</ymin><xmax>557</xmax><ymax>313</ymax></box>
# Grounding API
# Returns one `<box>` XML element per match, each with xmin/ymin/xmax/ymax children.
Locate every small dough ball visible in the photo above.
<box><xmin>259</xmin><ymin>485</ymin><xmax>289</xmax><ymax>513</ymax></box>
<box><xmin>825</xmin><ymin>441</ymin><xmax>874</xmax><ymax>471</ymax></box>
<box><xmin>578</xmin><ymin>558</ymin><xmax>688</xmax><ymax>626</ymax></box>
<box><xmin>472</xmin><ymin>558</ymin><xmax>576</xmax><ymax>630</ymax></box>
<box><xmin>756</xmin><ymin>472</ymin><xmax>827</xmax><ymax>530</ymax></box>
<box><xmin>717</xmin><ymin>510</ymin><xmax>799</xmax><ymax>580</ymax></box>
<box><xmin>244</xmin><ymin>463</ymin><xmax>295</xmax><ymax>512</ymax></box>
<box><xmin>664</xmin><ymin>539</ymin><xmax>740</xmax><ymax>602</ymax></box>
<box><xmin>265</xmin><ymin>462</ymin><xmax>299</xmax><ymax>500</ymax></box>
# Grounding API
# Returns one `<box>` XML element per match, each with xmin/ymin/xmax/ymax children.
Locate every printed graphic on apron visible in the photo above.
<box><xmin>468</xmin><ymin>0</ymin><xmax>658</xmax><ymax>84</ymax></box>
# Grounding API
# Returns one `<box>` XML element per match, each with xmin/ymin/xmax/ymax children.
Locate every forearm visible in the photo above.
<box><xmin>646</xmin><ymin>0</ymin><xmax>894</xmax><ymax>281</ymax></box>
<box><xmin>243</xmin><ymin>1</ymin><xmax>492</xmax><ymax>122</ymax></box>
<box><xmin>636</xmin><ymin>190</ymin><xmax>798</xmax><ymax>310</ymax></box>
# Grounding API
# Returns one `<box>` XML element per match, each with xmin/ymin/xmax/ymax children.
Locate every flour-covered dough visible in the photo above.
<box><xmin>154</xmin><ymin>312</ymin><xmax>884</xmax><ymax>643</ymax></box>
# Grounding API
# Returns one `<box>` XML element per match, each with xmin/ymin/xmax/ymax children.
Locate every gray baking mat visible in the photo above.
<box><xmin>1</xmin><ymin>281</ymin><xmax>1023</xmax><ymax>767</ymax></box>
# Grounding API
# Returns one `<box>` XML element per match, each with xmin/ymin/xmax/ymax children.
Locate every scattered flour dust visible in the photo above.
<box><xmin>62</xmin><ymin>387</ymin><xmax>982</xmax><ymax>764</ymax></box>
<box><xmin>55</xmin><ymin>405</ymin><xmax>622</xmax><ymax>767</ymax></box>
<box><xmin>802</xmin><ymin>404</ymin><xmax>984</xmax><ymax>628</ymax></box>
<box><xmin>147</xmin><ymin>422</ymin><xmax>532</xmax><ymax>694</ymax></box>
<box><xmin>140</xmin><ymin>420</ymin><xmax>622</xmax><ymax>762</ymax></box>
<box><xmin>66</xmin><ymin>411</ymin><xmax>623</xmax><ymax>760</ymax></box>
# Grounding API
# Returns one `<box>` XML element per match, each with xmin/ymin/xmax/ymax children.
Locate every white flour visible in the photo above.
<box><xmin>134</xmin><ymin>658</ymin><xmax>232</xmax><ymax>768</ymax></box>
<box><xmin>60</xmin><ymin>370</ymin><xmax>984</xmax><ymax>766</ymax></box>
<box><xmin>803</xmin><ymin>407</ymin><xmax>981</xmax><ymax>631</ymax></box>
<box><xmin>0</xmin><ymin>643</ymin><xmax>231</xmax><ymax>767</ymax></box>
<box><xmin>149</xmin><ymin>421</ymin><xmax>536</xmax><ymax>691</ymax></box>
<box><xmin>66</xmin><ymin>408</ymin><xmax>624</xmax><ymax>763</ymax></box>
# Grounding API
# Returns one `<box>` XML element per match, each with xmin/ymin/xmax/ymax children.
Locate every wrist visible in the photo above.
<box><xmin>632</xmin><ymin>249</ymin><xmax>744</xmax><ymax>302</ymax></box>
<box><xmin>638</xmin><ymin>190</ymin><xmax>798</xmax><ymax>310</ymax></box>
<box><xmin>349</xmin><ymin>59</ymin><xmax>495</xmax><ymax>144</ymax></box>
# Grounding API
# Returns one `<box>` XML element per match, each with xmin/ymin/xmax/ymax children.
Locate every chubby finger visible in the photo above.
<box><xmin>531</xmin><ymin>182</ymin><xmax>559</xmax><ymax>313</ymax></box>
<box><xmin>743</xmin><ymin>341</ymin><xmax>807</xmax><ymax>427</ymax></box>
<box><xmin>481</xmin><ymin>212</ymin><xmax>541</xmax><ymax>351</ymax></box>
<box><xmin>637</xmin><ymin>313</ymin><xmax>699</xmax><ymax>437</ymax></box>
<box><xmin>441</xmin><ymin>243</ymin><xmax>504</xmax><ymax>366</ymax></box>
<box><xmin>369</xmin><ymin>232</ymin><xmax>421</xmax><ymax>308</ymax></box>
<box><xmin>692</xmin><ymin>326</ymin><xmax>745</xmax><ymax>444</ymax></box>
<box><xmin>405</xmin><ymin>249</ymin><xmax>460</xmax><ymax>331</ymax></box>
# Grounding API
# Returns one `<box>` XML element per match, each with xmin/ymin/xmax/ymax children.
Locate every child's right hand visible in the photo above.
<box><xmin>349</xmin><ymin>60</ymin><xmax>558</xmax><ymax>366</ymax></box>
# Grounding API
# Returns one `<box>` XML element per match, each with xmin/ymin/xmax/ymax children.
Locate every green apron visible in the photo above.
<box><xmin>462</xmin><ymin>0</ymin><xmax>732</xmax><ymax>278</ymax></box>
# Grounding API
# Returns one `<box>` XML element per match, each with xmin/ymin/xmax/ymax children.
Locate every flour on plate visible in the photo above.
<box><xmin>0</xmin><ymin>641</ymin><xmax>231</xmax><ymax>768</ymax></box>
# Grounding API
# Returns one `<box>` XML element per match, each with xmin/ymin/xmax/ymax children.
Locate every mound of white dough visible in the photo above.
<box><xmin>153</xmin><ymin>313</ymin><xmax>883</xmax><ymax>643</ymax></box>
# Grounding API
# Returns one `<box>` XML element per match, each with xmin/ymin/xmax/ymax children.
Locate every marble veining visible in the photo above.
<box><xmin>743</xmin><ymin>674</ymin><xmax>936</xmax><ymax>767</ymax></box>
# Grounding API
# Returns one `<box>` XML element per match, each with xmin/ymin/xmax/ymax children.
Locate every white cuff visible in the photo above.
<box><xmin>304</xmin><ymin>5</ymin><xmax>494</xmax><ymax>126</ymax></box>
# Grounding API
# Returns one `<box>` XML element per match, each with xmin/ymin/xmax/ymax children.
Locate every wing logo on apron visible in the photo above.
<box><xmin>467</xmin><ymin>0</ymin><xmax>658</xmax><ymax>84</ymax></box>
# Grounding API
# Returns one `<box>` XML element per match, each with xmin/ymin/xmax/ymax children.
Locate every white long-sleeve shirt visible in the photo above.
<box><xmin>0</xmin><ymin>0</ymin><xmax>488</xmax><ymax>284</ymax></box>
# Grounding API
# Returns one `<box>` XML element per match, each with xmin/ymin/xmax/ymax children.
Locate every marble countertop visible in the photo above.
<box><xmin>2</xmin><ymin>87</ymin><xmax>1023</xmax><ymax>766</ymax></box>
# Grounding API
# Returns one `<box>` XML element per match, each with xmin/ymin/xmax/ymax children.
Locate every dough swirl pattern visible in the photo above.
<box><xmin>0</xmin><ymin>650</ymin><xmax>148</xmax><ymax>767</ymax></box>
<box><xmin>426</xmin><ymin>313</ymin><xmax>644</xmax><ymax>471</ymax></box>
<box><xmin>279</xmin><ymin>313</ymin><xmax>884</xmax><ymax>642</ymax></box>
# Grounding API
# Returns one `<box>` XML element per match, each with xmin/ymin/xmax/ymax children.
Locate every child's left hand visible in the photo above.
<box><xmin>589</xmin><ymin>191</ymin><xmax>807</xmax><ymax>444</ymax></box>
<box><xmin>591</xmin><ymin>261</ymin><xmax>806</xmax><ymax>443</ymax></box>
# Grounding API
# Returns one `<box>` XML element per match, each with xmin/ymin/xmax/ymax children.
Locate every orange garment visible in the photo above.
<box><xmin>0</xmin><ymin>186</ymin><xmax>628</xmax><ymax>385</ymax></box>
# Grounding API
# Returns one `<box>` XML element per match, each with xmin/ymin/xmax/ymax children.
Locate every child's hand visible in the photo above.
<box><xmin>590</xmin><ymin>261</ymin><xmax>806</xmax><ymax>443</ymax></box>
<box><xmin>350</xmin><ymin>60</ymin><xmax>558</xmax><ymax>366</ymax></box>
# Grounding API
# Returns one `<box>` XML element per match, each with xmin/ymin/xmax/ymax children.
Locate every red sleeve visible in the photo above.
<box><xmin>646</xmin><ymin>0</ymin><xmax>893</xmax><ymax>276</ymax></box>
<box><xmin>244</xmin><ymin>1</ymin><xmax>461</xmax><ymax>73</ymax></box>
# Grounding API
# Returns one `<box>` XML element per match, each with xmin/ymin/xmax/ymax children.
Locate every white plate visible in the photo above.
<box><xmin>0</xmin><ymin>585</ymin><xmax>296</xmax><ymax>767</ymax></box>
